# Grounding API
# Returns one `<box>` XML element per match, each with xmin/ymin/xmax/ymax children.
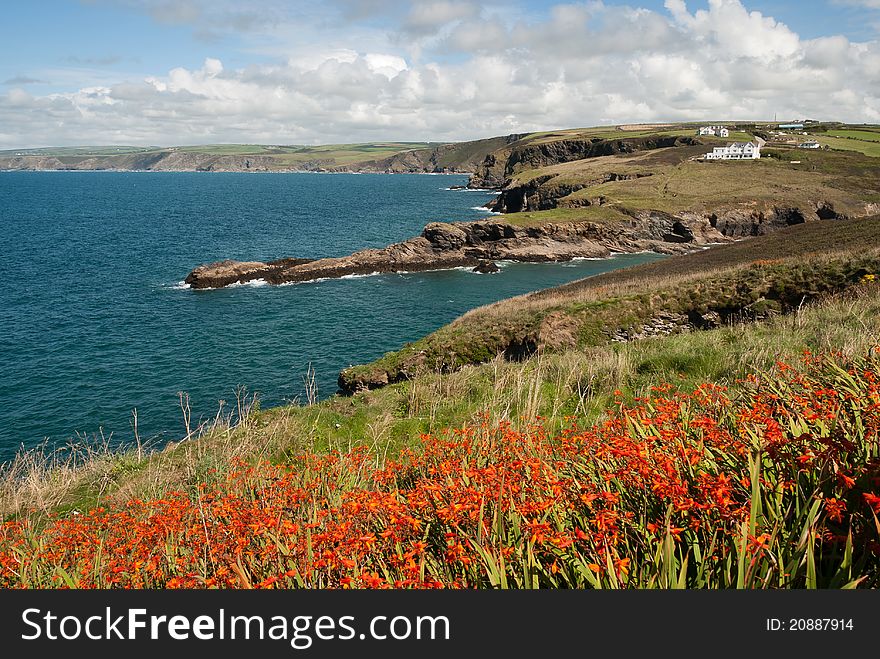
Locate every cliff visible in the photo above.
<box><xmin>467</xmin><ymin>135</ymin><xmax>702</xmax><ymax>188</ymax></box>
<box><xmin>0</xmin><ymin>136</ymin><xmax>521</xmax><ymax>174</ymax></box>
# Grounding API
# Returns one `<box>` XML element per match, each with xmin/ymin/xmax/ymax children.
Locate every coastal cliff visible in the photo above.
<box><xmin>0</xmin><ymin>135</ymin><xmax>522</xmax><ymax>174</ymax></box>
<box><xmin>467</xmin><ymin>135</ymin><xmax>702</xmax><ymax>188</ymax></box>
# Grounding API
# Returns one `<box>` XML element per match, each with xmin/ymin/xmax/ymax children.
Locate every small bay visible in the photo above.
<box><xmin>0</xmin><ymin>171</ymin><xmax>664</xmax><ymax>460</ymax></box>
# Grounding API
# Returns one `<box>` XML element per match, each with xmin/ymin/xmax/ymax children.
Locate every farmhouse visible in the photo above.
<box><xmin>698</xmin><ymin>125</ymin><xmax>730</xmax><ymax>137</ymax></box>
<box><xmin>704</xmin><ymin>141</ymin><xmax>762</xmax><ymax>160</ymax></box>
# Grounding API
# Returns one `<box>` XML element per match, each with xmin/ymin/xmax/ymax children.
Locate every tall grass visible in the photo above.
<box><xmin>2</xmin><ymin>349</ymin><xmax>878</xmax><ymax>588</ymax></box>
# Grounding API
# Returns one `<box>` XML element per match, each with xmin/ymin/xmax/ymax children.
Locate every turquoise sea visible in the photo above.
<box><xmin>0</xmin><ymin>172</ymin><xmax>664</xmax><ymax>461</ymax></box>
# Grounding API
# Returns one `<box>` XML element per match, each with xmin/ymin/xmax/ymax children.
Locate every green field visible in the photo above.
<box><xmin>799</xmin><ymin>125</ymin><xmax>880</xmax><ymax>157</ymax></box>
<box><xmin>824</xmin><ymin>128</ymin><xmax>880</xmax><ymax>141</ymax></box>
<box><xmin>0</xmin><ymin>145</ymin><xmax>161</xmax><ymax>157</ymax></box>
<box><xmin>810</xmin><ymin>135</ymin><xmax>880</xmax><ymax>157</ymax></box>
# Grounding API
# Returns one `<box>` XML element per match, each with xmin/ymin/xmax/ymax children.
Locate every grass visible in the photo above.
<box><xmin>500</xmin><ymin>144</ymin><xmax>878</xmax><ymax>219</ymax></box>
<box><xmin>519</xmin><ymin>125</ymin><xmax>754</xmax><ymax>145</ymax></box>
<box><xmin>809</xmin><ymin>135</ymin><xmax>880</xmax><ymax>158</ymax></box>
<box><xmin>339</xmin><ymin>217</ymin><xmax>880</xmax><ymax>390</ymax></box>
<box><xmin>825</xmin><ymin>129</ymin><xmax>880</xmax><ymax>142</ymax></box>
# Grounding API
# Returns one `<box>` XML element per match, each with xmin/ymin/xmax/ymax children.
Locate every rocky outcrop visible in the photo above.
<box><xmin>473</xmin><ymin>260</ymin><xmax>500</xmax><ymax>274</ymax></box>
<box><xmin>184</xmin><ymin>215</ymin><xmax>727</xmax><ymax>289</ymax></box>
<box><xmin>698</xmin><ymin>201</ymin><xmax>849</xmax><ymax>238</ymax></box>
<box><xmin>184</xmin><ymin>258</ymin><xmax>314</xmax><ymax>289</ymax></box>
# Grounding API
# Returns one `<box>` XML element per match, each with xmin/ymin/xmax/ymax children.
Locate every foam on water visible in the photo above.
<box><xmin>227</xmin><ymin>278</ymin><xmax>268</xmax><ymax>288</ymax></box>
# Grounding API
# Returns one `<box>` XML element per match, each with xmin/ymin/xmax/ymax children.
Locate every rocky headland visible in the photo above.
<box><xmin>184</xmin><ymin>213</ymin><xmax>727</xmax><ymax>289</ymax></box>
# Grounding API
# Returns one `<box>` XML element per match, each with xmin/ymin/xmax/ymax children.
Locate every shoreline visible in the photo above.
<box><xmin>183</xmin><ymin>213</ymin><xmax>724</xmax><ymax>290</ymax></box>
<box><xmin>172</xmin><ymin>251</ymin><xmax>661</xmax><ymax>291</ymax></box>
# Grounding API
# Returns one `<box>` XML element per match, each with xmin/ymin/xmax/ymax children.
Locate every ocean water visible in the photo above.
<box><xmin>0</xmin><ymin>172</ymin><xmax>664</xmax><ymax>461</ymax></box>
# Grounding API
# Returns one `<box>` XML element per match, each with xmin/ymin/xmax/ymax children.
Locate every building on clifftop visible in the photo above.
<box><xmin>698</xmin><ymin>125</ymin><xmax>730</xmax><ymax>137</ymax></box>
<box><xmin>704</xmin><ymin>141</ymin><xmax>762</xmax><ymax>160</ymax></box>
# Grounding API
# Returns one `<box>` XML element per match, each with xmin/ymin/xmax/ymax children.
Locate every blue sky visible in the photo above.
<box><xmin>1</xmin><ymin>1</ymin><xmax>878</xmax><ymax>147</ymax></box>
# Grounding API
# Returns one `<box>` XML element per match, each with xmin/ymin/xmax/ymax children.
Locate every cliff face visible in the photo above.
<box><xmin>468</xmin><ymin>135</ymin><xmax>701</xmax><ymax>189</ymax></box>
<box><xmin>697</xmin><ymin>201</ymin><xmax>848</xmax><ymax>237</ymax></box>
<box><xmin>370</xmin><ymin>134</ymin><xmax>527</xmax><ymax>174</ymax></box>
<box><xmin>491</xmin><ymin>172</ymin><xmax>655</xmax><ymax>213</ymax></box>
<box><xmin>0</xmin><ymin>152</ymin><xmax>285</xmax><ymax>172</ymax></box>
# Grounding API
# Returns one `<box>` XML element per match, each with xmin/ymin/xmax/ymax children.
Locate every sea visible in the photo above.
<box><xmin>0</xmin><ymin>171</ymin><xmax>665</xmax><ymax>461</ymax></box>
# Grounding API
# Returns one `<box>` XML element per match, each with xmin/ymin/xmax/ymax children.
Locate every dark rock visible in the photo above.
<box><xmin>472</xmin><ymin>260</ymin><xmax>500</xmax><ymax>274</ymax></box>
<box><xmin>422</xmin><ymin>222</ymin><xmax>468</xmax><ymax>250</ymax></box>
<box><xmin>337</xmin><ymin>368</ymin><xmax>389</xmax><ymax>393</ymax></box>
<box><xmin>815</xmin><ymin>201</ymin><xmax>844</xmax><ymax>220</ymax></box>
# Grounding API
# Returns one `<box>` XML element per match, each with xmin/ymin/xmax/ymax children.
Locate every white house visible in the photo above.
<box><xmin>798</xmin><ymin>140</ymin><xmax>821</xmax><ymax>149</ymax></box>
<box><xmin>698</xmin><ymin>125</ymin><xmax>730</xmax><ymax>138</ymax></box>
<box><xmin>704</xmin><ymin>141</ymin><xmax>762</xmax><ymax>160</ymax></box>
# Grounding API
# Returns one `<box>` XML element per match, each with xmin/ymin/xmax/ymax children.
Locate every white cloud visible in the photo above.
<box><xmin>2</xmin><ymin>0</ymin><xmax>879</xmax><ymax>148</ymax></box>
<box><xmin>402</xmin><ymin>1</ymin><xmax>479</xmax><ymax>35</ymax></box>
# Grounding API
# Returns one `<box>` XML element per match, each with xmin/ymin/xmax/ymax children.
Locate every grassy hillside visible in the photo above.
<box><xmin>0</xmin><ymin>142</ymin><xmax>447</xmax><ymax>171</ymax></box>
<box><xmin>492</xmin><ymin>142</ymin><xmax>878</xmax><ymax>221</ymax></box>
<box><xmin>340</xmin><ymin>217</ymin><xmax>880</xmax><ymax>390</ymax></box>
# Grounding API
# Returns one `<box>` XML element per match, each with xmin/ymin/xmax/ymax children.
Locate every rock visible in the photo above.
<box><xmin>472</xmin><ymin>260</ymin><xmax>500</xmax><ymax>274</ymax></box>
<box><xmin>184</xmin><ymin>257</ymin><xmax>313</xmax><ymax>289</ymax></box>
<box><xmin>184</xmin><ymin>214</ymin><xmax>722</xmax><ymax>289</ymax></box>
<box><xmin>423</xmin><ymin>222</ymin><xmax>469</xmax><ymax>250</ymax></box>
<box><xmin>337</xmin><ymin>368</ymin><xmax>389</xmax><ymax>393</ymax></box>
<box><xmin>184</xmin><ymin>259</ymin><xmax>270</xmax><ymax>289</ymax></box>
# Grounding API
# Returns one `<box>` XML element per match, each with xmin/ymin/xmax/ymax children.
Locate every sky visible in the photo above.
<box><xmin>1</xmin><ymin>0</ymin><xmax>879</xmax><ymax>148</ymax></box>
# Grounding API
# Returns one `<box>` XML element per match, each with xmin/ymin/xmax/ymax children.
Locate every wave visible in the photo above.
<box><xmin>277</xmin><ymin>272</ymin><xmax>381</xmax><ymax>287</ymax></box>
<box><xmin>340</xmin><ymin>271</ymin><xmax>381</xmax><ymax>280</ymax></box>
<box><xmin>442</xmin><ymin>187</ymin><xmax>499</xmax><ymax>193</ymax></box>
<box><xmin>227</xmin><ymin>278</ymin><xmax>268</xmax><ymax>288</ymax></box>
<box><xmin>470</xmin><ymin>206</ymin><xmax>502</xmax><ymax>215</ymax></box>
